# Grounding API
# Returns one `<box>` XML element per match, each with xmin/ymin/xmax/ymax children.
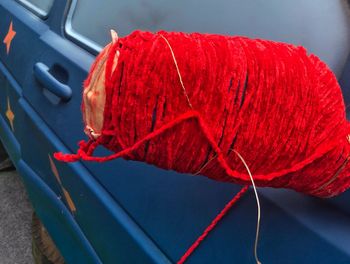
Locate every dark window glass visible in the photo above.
<box><xmin>67</xmin><ymin>0</ymin><xmax>350</xmax><ymax>76</ymax></box>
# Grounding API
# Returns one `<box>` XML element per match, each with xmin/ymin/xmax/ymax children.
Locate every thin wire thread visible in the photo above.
<box><xmin>159</xmin><ymin>34</ymin><xmax>193</xmax><ymax>109</ymax></box>
<box><xmin>196</xmin><ymin>149</ymin><xmax>263</xmax><ymax>264</ymax></box>
<box><xmin>315</xmin><ymin>156</ymin><xmax>350</xmax><ymax>193</ymax></box>
<box><xmin>160</xmin><ymin>34</ymin><xmax>262</xmax><ymax>263</ymax></box>
<box><xmin>314</xmin><ymin>135</ymin><xmax>350</xmax><ymax>194</ymax></box>
<box><xmin>232</xmin><ymin>150</ymin><xmax>262</xmax><ymax>264</ymax></box>
<box><xmin>194</xmin><ymin>154</ymin><xmax>218</xmax><ymax>175</ymax></box>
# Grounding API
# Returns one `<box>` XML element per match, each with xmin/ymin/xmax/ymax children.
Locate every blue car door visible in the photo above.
<box><xmin>0</xmin><ymin>1</ymin><xmax>172</xmax><ymax>263</ymax></box>
<box><xmin>0</xmin><ymin>1</ymin><xmax>102</xmax><ymax>263</ymax></box>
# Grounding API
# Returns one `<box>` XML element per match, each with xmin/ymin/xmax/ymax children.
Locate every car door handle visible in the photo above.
<box><xmin>33</xmin><ymin>62</ymin><xmax>72</xmax><ymax>102</ymax></box>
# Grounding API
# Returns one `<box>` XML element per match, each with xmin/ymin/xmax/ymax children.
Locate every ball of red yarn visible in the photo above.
<box><xmin>55</xmin><ymin>30</ymin><xmax>350</xmax><ymax>198</ymax></box>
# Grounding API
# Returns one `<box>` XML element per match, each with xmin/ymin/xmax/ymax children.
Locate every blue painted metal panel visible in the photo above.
<box><xmin>22</xmin><ymin>29</ymin><xmax>93</xmax><ymax>150</ymax></box>
<box><xmin>0</xmin><ymin>61</ymin><xmax>21</xmax><ymax>161</ymax></box>
<box><xmin>0</xmin><ymin>0</ymin><xmax>49</xmax><ymax>86</ymax></box>
<box><xmin>18</xmin><ymin>98</ymin><xmax>171</xmax><ymax>264</ymax></box>
<box><xmin>86</xmin><ymin>151</ymin><xmax>350</xmax><ymax>263</ymax></box>
<box><xmin>17</xmin><ymin>159</ymin><xmax>101</xmax><ymax>264</ymax></box>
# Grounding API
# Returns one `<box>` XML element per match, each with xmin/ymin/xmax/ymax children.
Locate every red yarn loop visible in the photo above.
<box><xmin>54</xmin><ymin>152</ymin><xmax>80</xmax><ymax>163</ymax></box>
<box><xmin>55</xmin><ymin>30</ymin><xmax>350</xmax><ymax>198</ymax></box>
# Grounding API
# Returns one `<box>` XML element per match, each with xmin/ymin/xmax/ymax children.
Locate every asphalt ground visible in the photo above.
<box><xmin>0</xmin><ymin>169</ymin><xmax>33</xmax><ymax>264</ymax></box>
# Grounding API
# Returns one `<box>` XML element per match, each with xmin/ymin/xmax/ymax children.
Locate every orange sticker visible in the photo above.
<box><xmin>5</xmin><ymin>97</ymin><xmax>14</xmax><ymax>131</ymax></box>
<box><xmin>3</xmin><ymin>21</ymin><xmax>16</xmax><ymax>55</ymax></box>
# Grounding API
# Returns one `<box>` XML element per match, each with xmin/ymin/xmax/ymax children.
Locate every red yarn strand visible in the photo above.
<box><xmin>177</xmin><ymin>185</ymin><xmax>249</xmax><ymax>264</ymax></box>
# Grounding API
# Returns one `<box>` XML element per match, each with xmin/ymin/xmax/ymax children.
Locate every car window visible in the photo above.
<box><xmin>16</xmin><ymin>0</ymin><xmax>54</xmax><ymax>17</ymax></box>
<box><xmin>66</xmin><ymin>0</ymin><xmax>350</xmax><ymax>76</ymax></box>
